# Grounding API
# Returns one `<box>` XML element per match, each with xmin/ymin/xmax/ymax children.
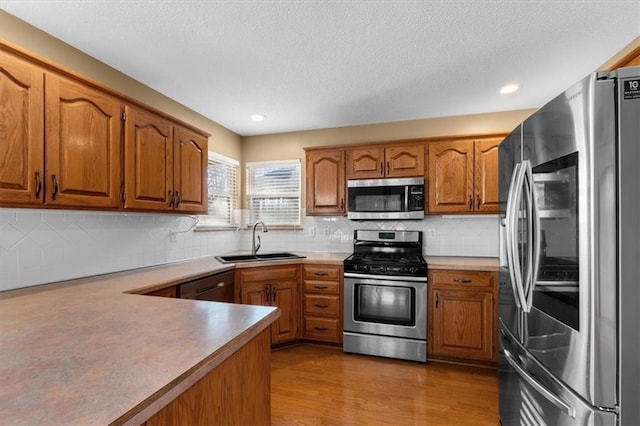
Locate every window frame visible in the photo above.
<box><xmin>196</xmin><ymin>151</ymin><xmax>240</xmax><ymax>231</ymax></box>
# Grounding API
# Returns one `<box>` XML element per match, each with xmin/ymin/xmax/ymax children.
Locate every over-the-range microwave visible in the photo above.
<box><xmin>347</xmin><ymin>177</ymin><xmax>425</xmax><ymax>220</ymax></box>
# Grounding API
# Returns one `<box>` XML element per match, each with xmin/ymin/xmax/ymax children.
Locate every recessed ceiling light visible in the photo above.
<box><xmin>250</xmin><ymin>113</ymin><xmax>266</xmax><ymax>122</ymax></box>
<box><xmin>499</xmin><ymin>84</ymin><xmax>519</xmax><ymax>95</ymax></box>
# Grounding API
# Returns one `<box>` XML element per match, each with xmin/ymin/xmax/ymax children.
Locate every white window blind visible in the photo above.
<box><xmin>246</xmin><ymin>159</ymin><xmax>301</xmax><ymax>227</ymax></box>
<box><xmin>198</xmin><ymin>152</ymin><xmax>239</xmax><ymax>228</ymax></box>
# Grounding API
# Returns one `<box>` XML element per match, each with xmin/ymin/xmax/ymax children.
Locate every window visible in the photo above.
<box><xmin>197</xmin><ymin>152</ymin><xmax>239</xmax><ymax>229</ymax></box>
<box><xmin>246</xmin><ymin>159</ymin><xmax>301</xmax><ymax>227</ymax></box>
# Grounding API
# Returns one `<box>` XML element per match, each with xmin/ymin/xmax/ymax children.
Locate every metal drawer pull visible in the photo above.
<box><xmin>194</xmin><ymin>282</ymin><xmax>225</xmax><ymax>295</ymax></box>
<box><xmin>314</xmin><ymin>271</ymin><xmax>329</xmax><ymax>276</ymax></box>
<box><xmin>454</xmin><ymin>279</ymin><xmax>472</xmax><ymax>283</ymax></box>
<box><xmin>314</xmin><ymin>303</ymin><xmax>329</xmax><ymax>308</ymax></box>
<box><xmin>314</xmin><ymin>326</ymin><xmax>329</xmax><ymax>331</ymax></box>
<box><xmin>314</xmin><ymin>285</ymin><xmax>329</xmax><ymax>289</ymax></box>
<box><xmin>503</xmin><ymin>347</ymin><xmax>576</xmax><ymax>418</ymax></box>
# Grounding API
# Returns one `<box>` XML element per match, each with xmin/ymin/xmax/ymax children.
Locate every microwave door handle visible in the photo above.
<box><xmin>404</xmin><ymin>185</ymin><xmax>409</xmax><ymax>212</ymax></box>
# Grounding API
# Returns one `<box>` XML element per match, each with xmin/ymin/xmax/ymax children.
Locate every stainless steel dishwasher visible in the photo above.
<box><xmin>177</xmin><ymin>270</ymin><xmax>235</xmax><ymax>303</ymax></box>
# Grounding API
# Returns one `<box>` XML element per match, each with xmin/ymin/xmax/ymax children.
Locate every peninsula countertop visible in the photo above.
<box><xmin>0</xmin><ymin>257</ymin><xmax>279</xmax><ymax>425</ymax></box>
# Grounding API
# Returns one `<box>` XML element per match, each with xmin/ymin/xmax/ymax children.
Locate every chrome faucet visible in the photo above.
<box><xmin>251</xmin><ymin>221</ymin><xmax>269</xmax><ymax>255</ymax></box>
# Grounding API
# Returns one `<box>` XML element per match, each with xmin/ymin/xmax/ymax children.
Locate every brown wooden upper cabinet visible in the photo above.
<box><xmin>124</xmin><ymin>106</ymin><xmax>207</xmax><ymax>213</ymax></box>
<box><xmin>0</xmin><ymin>49</ymin><xmax>122</xmax><ymax>209</ymax></box>
<box><xmin>305</xmin><ymin>149</ymin><xmax>345</xmax><ymax>216</ymax></box>
<box><xmin>346</xmin><ymin>144</ymin><xmax>425</xmax><ymax>179</ymax></box>
<box><xmin>427</xmin><ymin>137</ymin><xmax>502</xmax><ymax>214</ymax></box>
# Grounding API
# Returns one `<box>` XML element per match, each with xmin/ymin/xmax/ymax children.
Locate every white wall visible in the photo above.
<box><xmin>1</xmin><ymin>207</ymin><xmax>497</xmax><ymax>291</ymax></box>
<box><xmin>0</xmin><ymin>208</ymin><xmax>242</xmax><ymax>292</ymax></box>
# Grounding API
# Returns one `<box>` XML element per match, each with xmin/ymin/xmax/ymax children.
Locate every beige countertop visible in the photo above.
<box><xmin>0</xmin><ymin>251</ymin><xmax>496</xmax><ymax>424</ymax></box>
<box><xmin>425</xmin><ymin>256</ymin><xmax>500</xmax><ymax>271</ymax></box>
<box><xmin>0</xmin><ymin>257</ymin><xmax>279</xmax><ymax>426</ymax></box>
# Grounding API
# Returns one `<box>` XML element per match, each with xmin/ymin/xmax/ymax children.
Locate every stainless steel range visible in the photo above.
<box><xmin>343</xmin><ymin>230</ymin><xmax>428</xmax><ymax>362</ymax></box>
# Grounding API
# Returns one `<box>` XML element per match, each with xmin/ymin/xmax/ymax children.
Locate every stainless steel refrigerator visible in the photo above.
<box><xmin>498</xmin><ymin>66</ymin><xmax>639</xmax><ymax>425</ymax></box>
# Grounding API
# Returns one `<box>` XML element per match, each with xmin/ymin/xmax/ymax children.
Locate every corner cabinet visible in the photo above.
<box><xmin>346</xmin><ymin>143</ymin><xmax>425</xmax><ymax>179</ymax></box>
<box><xmin>427</xmin><ymin>137</ymin><xmax>502</xmax><ymax>214</ymax></box>
<box><xmin>428</xmin><ymin>269</ymin><xmax>498</xmax><ymax>364</ymax></box>
<box><xmin>0</xmin><ymin>42</ymin><xmax>209</xmax><ymax>213</ymax></box>
<box><xmin>236</xmin><ymin>265</ymin><xmax>301</xmax><ymax>345</ymax></box>
<box><xmin>305</xmin><ymin>148</ymin><xmax>345</xmax><ymax>216</ymax></box>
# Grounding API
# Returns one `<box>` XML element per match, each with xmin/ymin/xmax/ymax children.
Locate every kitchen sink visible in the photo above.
<box><xmin>215</xmin><ymin>252</ymin><xmax>306</xmax><ymax>263</ymax></box>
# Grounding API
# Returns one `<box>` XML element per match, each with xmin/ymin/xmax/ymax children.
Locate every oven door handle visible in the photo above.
<box><xmin>344</xmin><ymin>272</ymin><xmax>427</xmax><ymax>283</ymax></box>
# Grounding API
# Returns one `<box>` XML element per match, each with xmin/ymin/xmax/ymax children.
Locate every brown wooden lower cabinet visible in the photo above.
<box><xmin>428</xmin><ymin>269</ymin><xmax>497</xmax><ymax>364</ymax></box>
<box><xmin>144</xmin><ymin>286</ymin><xmax>176</xmax><ymax>298</ymax></box>
<box><xmin>302</xmin><ymin>264</ymin><xmax>343</xmax><ymax>343</ymax></box>
<box><xmin>236</xmin><ymin>265</ymin><xmax>301</xmax><ymax>345</ymax></box>
<box><xmin>143</xmin><ymin>328</ymin><xmax>271</xmax><ymax>426</ymax></box>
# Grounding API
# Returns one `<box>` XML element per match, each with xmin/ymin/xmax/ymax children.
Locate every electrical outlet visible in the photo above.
<box><xmin>309</xmin><ymin>227</ymin><xmax>316</xmax><ymax>237</ymax></box>
<box><xmin>322</xmin><ymin>227</ymin><xmax>330</xmax><ymax>238</ymax></box>
<box><xmin>427</xmin><ymin>229</ymin><xmax>436</xmax><ymax>239</ymax></box>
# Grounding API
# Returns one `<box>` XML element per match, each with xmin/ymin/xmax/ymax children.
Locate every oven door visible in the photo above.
<box><xmin>344</xmin><ymin>273</ymin><xmax>427</xmax><ymax>340</ymax></box>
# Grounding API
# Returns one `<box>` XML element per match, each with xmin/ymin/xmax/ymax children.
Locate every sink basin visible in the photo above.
<box><xmin>215</xmin><ymin>252</ymin><xmax>306</xmax><ymax>263</ymax></box>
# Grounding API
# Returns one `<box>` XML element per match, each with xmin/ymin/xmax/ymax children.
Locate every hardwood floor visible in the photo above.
<box><xmin>271</xmin><ymin>344</ymin><xmax>499</xmax><ymax>425</ymax></box>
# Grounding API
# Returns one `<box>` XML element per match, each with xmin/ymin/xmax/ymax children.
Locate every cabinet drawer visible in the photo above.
<box><xmin>304</xmin><ymin>294</ymin><xmax>340</xmax><ymax>317</ymax></box>
<box><xmin>304</xmin><ymin>280</ymin><xmax>340</xmax><ymax>295</ymax></box>
<box><xmin>303</xmin><ymin>265</ymin><xmax>341</xmax><ymax>281</ymax></box>
<box><xmin>304</xmin><ymin>317</ymin><xmax>341</xmax><ymax>342</ymax></box>
<box><xmin>237</xmin><ymin>265</ymin><xmax>299</xmax><ymax>284</ymax></box>
<box><xmin>430</xmin><ymin>270</ymin><xmax>495</xmax><ymax>289</ymax></box>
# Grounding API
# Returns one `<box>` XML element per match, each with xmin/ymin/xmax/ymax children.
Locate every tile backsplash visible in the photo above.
<box><xmin>0</xmin><ymin>208</ymin><xmax>498</xmax><ymax>291</ymax></box>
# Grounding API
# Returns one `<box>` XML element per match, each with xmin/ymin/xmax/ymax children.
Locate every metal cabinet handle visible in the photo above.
<box><xmin>380</xmin><ymin>162</ymin><xmax>384</xmax><ymax>175</ymax></box>
<box><xmin>266</xmin><ymin>286</ymin><xmax>271</xmax><ymax>303</ymax></box>
<box><xmin>386</xmin><ymin>161</ymin><xmax>390</xmax><ymax>175</ymax></box>
<box><xmin>314</xmin><ymin>272</ymin><xmax>329</xmax><ymax>276</ymax></box>
<box><xmin>51</xmin><ymin>174</ymin><xmax>59</xmax><ymax>201</ymax></box>
<box><xmin>454</xmin><ymin>279</ymin><xmax>472</xmax><ymax>283</ymax></box>
<box><xmin>35</xmin><ymin>172</ymin><xmax>42</xmax><ymax>199</ymax></box>
<box><xmin>340</xmin><ymin>198</ymin><xmax>344</xmax><ymax>210</ymax></box>
<box><xmin>435</xmin><ymin>292</ymin><xmax>439</xmax><ymax>308</ymax></box>
<box><xmin>195</xmin><ymin>282</ymin><xmax>225</xmax><ymax>295</ymax></box>
<box><xmin>468</xmin><ymin>195</ymin><xmax>472</xmax><ymax>209</ymax></box>
<box><xmin>272</xmin><ymin>286</ymin><xmax>277</xmax><ymax>303</ymax></box>
<box><xmin>314</xmin><ymin>326</ymin><xmax>329</xmax><ymax>331</ymax></box>
<box><xmin>314</xmin><ymin>285</ymin><xmax>329</xmax><ymax>289</ymax></box>
<box><xmin>175</xmin><ymin>191</ymin><xmax>182</xmax><ymax>207</ymax></box>
<box><xmin>476</xmin><ymin>195</ymin><xmax>481</xmax><ymax>210</ymax></box>
<box><xmin>314</xmin><ymin>303</ymin><xmax>329</xmax><ymax>308</ymax></box>
<box><xmin>168</xmin><ymin>190</ymin><xmax>174</xmax><ymax>208</ymax></box>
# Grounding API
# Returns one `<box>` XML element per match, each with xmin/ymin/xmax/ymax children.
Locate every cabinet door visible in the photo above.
<box><xmin>0</xmin><ymin>51</ymin><xmax>44</xmax><ymax>206</ymax></box>
<box><xmin>305</xmin><ymin>149</ymin><xmax>345</xmax><ymax>215</ymax></box>
<box><xmin>240</xmin><ymin>282</ymin><xmax>269</xmax><ymax>306</ymax></box>
<box><xmin>124</xmin><ymin>106</ymin><xmax>174</xmax><ymax>211</ymax></box>
<box><xmin>271</xmin><ymin>280</ymin><xmax>299</xmax><ymax>344</ymax></box>
<box><xmin>386</xmin><ymin>144</ymin><xmax>425</xmax><ymax>178</ymax></box>
<box><xmin>431</xmin><ymin>289</ymin><xmax>494</xmax><ymax>361</ymax></box>
<box><xmin>45</xmin><ymin>73</ymin><xmax>122</xmax><ymax>208</ymax></box>
<box><xmin>428</xmin><ymin>140</ymin><xmax>474</xmax><ymax>213</ymax></box>
<box><xmin>474</xmin><ymin>138</ymin><xmax>500</xmax><ymax>213</ymax></box>
<box><xmin>346</xmin><ymin>147</ymin><xmax>384</xmax><ymax>179</ymax></box>
<box><xmin>174</xmin><ymin>126</ymin><xmax>207</xmax><ymax>213</ymax></box>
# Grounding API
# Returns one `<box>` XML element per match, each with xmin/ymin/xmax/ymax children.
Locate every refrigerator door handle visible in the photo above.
<box><xmin>506</xmin><ymin>162</ymin><xmax>529</xmax><ymax>310</ymax></box>
<box><xmin>521</xmin><ymin>161</ymin><xmax>536</xmax><ymax>312</ymax></box>
<box><xmin>502</xmin><ymin>346</ymin><xmax>577</xmax><ymax>418</ymax></box>
<box><xmin>505</xmin><ymin>163</ymin><xmax>522</xmax><ymax>307</ymax></box>
<box><xmin>525</xmin><ymin>161</ymin><xmax>541</xmax><ymax>312</ymax></box>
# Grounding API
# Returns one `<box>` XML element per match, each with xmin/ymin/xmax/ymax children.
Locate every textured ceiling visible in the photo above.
<box><xmin>1</xmin><ymin>1</ymin><xmax>639</xmax><ymax>136</ymax></box>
